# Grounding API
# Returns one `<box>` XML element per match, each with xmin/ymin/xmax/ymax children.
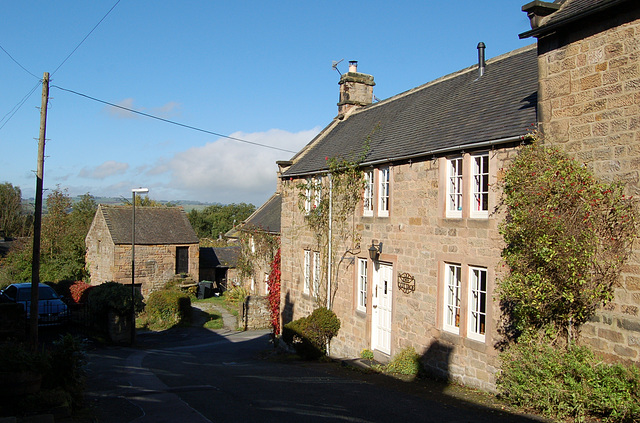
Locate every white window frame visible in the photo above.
<box><xmin>443</xmin><ymin>263</ymin><xmax>461</xmax><ymax>334</ymax></box>
<box><xmin>363</xmin><ymin>169</ymin><xmax>374</xmax><ymax>216</ymax></box>
<box><xmin>471</xmin><ymin>153</ymin><xmax>489</xmax><ymax>218</ymax></box>
<box><xmin>446</xmin><ymin>157</ymin><xmax>463</xmax><ymax>218</ymax></box>
<box><xmin>468</xmin><ymin>266</ymin><xmax>487</xmax><ymax>342</ymax></box>
<box><xmin>304</xmin><ymin>178</ymin><xmax>312</xmax><ymax>214</ymax></box>
<box><xmin>357</xmin><ymin>258</ymin><xmax>368</xmax><ymax>312</ymax></box>
<box><xmin>264</xmin><ymin>273</ymin><xmax>270</xmax><ymax>295</ymax></box>
<box><xmin>303</xmin><ymin>250</ymin><xmax>311</xmax><ymax>295</ymax></box>
<box><xmin>313</xmin><ymin>176</ymin><xmax>322</xmax><ymax>210</ymax></box>
<box><xmin>378</xmin><ymin>167</ymin><xmax>390</xmax><ymax>217</ymax></box>
<box><xmin>313</xmin><ymin>251</ymin><xmax>321</xmax><ymax>298</ymax></box>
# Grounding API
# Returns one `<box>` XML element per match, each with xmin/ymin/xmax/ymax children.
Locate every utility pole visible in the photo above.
<box><xmin>30</xmin><ymin>72</ymin><xmax>49</xmax><ymax>348</ymax></box>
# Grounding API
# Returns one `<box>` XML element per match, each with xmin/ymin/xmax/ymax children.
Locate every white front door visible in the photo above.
<box><xmin>371</xmin><ymin>263</ymin><xmax>393</xmax><ymax>355</ymax></box>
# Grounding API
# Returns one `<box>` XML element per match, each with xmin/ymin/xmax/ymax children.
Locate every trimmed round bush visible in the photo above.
<box><xmin>283</xmin><ymin>307</ymin><xmax>340</xmax><ymax>359</ymax></box>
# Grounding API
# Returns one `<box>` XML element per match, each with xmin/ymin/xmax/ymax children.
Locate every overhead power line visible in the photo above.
<box><xmin>52</xmin><ymin>0</ymin><xmax>122</xmax><ymax>76</ymax></box>
<box><xmin>52</xmin><ymin>85</ymin><xmax>298</xmax><ymax>154</ymax></box>
<box><xmin>0</xmin><ymin>43</ymin><xmax>40</xmax><ymax>80</ymax></box>
<box><xmin>0</xmin><ymin>80</ymin><xmax>42</xmax><ymax>132</ymax></box>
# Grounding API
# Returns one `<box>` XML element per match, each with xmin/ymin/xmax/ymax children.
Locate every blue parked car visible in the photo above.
<box><xmin>0</xmin><ymin>283</ymin><xmax>70</xmax><ymax>326</ymax></box>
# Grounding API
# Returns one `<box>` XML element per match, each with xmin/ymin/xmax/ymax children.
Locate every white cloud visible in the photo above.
<box><xmin>152</xmin><ymin>128</ymin><xmax>318</xmax><ymax>205</ymax></box>
<box><xmin>79</xmin><ymin>160</ymin><xmax>129</xmax><ymax>179</ymax></box>
<box><xmin>106</xmin><ymin>99</ymin><xmax>182</xmax><ymax>120</ymax></box>
<box><xmin>106</xmin><ymin>98</ymin><xmax>138</xmax><ymax>119</ymax></box>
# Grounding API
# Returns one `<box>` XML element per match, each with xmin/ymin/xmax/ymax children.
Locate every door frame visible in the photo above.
<box><xmin>371</xmin><ymin>261</ymin><xmax>393</xmax><ymax>355</ymax></box>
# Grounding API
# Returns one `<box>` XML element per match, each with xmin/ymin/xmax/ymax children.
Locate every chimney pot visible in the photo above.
<box><xmin>349</xmin><ymin>61</ymin><xmax>358</xmax><ymax>73</ymax></box>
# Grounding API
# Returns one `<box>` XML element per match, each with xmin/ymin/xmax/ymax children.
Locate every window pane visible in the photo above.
<box><xmin>447</xmin><ymin>158</ymin><xmax>463</xmax><ymax>213</ymax></box>
<box><xmin>445</xmin><ymin>264</ymin><xmax>461</xmax><ymax>330</ymax></box>
<box><xmin>470</xmin><ymin>267</ymin><xmax>487</xmax><ymax>337</ymax></box>
<box><xmin>473</xmin><ymin>155</ymin><xmax>489</xmax><ymax>213</ymax></box>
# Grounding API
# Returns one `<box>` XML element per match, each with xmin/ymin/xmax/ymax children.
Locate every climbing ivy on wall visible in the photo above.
<box><xmin>293</xmin><ymin>126</ymin><xmax>377</xmax><ymax>308</ymax></box>
<box><xmin>497</xmin><ymin>140</ymin><xmax>638</xmax><ymax>344</ymax></box>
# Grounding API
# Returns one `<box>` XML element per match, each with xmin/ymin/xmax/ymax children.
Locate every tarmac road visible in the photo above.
<box><xmin>84</xmin><ymin>321</ymin><xmax>547</xmax><ymax>423</ymax></box>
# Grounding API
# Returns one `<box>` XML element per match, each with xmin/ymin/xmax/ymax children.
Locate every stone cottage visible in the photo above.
<box><xmin>277</xmin><ymin>0</ymin><xmax>640</xmax><ymax>392</ymax></box>
<box><xmin>520</xmin><ymin>0</ymin><xmax>640</xmax><ymax>364</ymax></box>
<box><xmin>278</xmin><ymin>47</ymin><xmax>538</xmax><ymax>391</ymax></box>
<box><xmin>85</xmin><ymin>205</ymin><xmax>200</xmax><ymax>296</ymax></box>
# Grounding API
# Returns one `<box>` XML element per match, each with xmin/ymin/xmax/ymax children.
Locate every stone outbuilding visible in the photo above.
<box><xmin>199</xmin><ymin>246</ymin><xmax>241</xmax><ymax>292</ymax></box>
<box><xmin>85</xmin><ymin>205</ymin><xmax>200</xmax><ymax>296</ymax></box>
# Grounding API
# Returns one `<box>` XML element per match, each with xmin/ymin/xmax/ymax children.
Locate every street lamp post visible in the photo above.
<box><xmin>131</xmin><ymin>188</ymin><xmax>149</xmax><ymax>345</ymax></box>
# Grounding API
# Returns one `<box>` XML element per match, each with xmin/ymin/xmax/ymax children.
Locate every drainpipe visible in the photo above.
<box><xmin>327</xmin><ymin>174</ymin><xmax>333</xmax><ymax>310</ymax></box>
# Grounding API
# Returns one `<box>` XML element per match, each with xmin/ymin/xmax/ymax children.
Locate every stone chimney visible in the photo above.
<box><xmin>337</xmin><ymin>61</ymin><xmax>375</xmax><ymax>115</ymax></box>
<box><xmin>521</xmin><ymin>0</ymin><xmax>560</xmax><ymax>29</ymax></box>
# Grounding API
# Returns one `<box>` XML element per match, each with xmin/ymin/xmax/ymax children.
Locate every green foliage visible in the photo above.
<box><xmin>383</xmin><ymin>347</ymin><xmax>422</xmax><ymax>376</ymax></box>
<box><xmin>360</xmin><ymin>349</ymin><xmax>374</xmax><ymax>360</ymax></box>
<box><xmin>88</xmin><ymin>281</ymin><xmax>144</xmax><ymax>319</ymax></box>
<box><xmin>0</xmin><ymin>188</ymin><xmax>97</xmax><ymax>285</ymax></box>
<box><xmin>497</xmin><ymin>141</ymin><xmax>638</xmax><ymax>342</ymax></box>
<box><xmin>0</xmin><ymin>340</ymin><xmax>46</xmax><ymax>373</ymax></box>
<box><xmin>144</xmin><ymin>289</ymin><xmax>192</xmax><ymax>329</ymax></box>
<box><xmin>282</xmin><ymin>307</ymin><xmax>341</xmax><ymax>359</ymax></box>
<box><xmin>0</xmin><ymin>335</ymin><xmax>87</xmax><ymax>413</ymax></box>
<box><xmin>497</xmin><ymin>342</ymin><xmax>640</xmax><ymax>422</ymax></box>
<box><xmin>293</xmin><ymin>126</ymin><xmax>376</xmax><ymax>306</ymax></box>
<box><xmin>0</xmin><ymin>182</ymin><xmax>31</xmax><ymax>238</ymax></box>
<box><xmin>226</xmin><ymin>285</ymin><xmax>248</xmax><ymax>304</ymax></box>
<box><xmin>42</xmin><ymin>334</ymin><xmax>87</xmax><ymax>409</ymax></box>
<box><xmin>236</xmin><ymin>227</ymin><xmax>279</xmax><ymax>280</ymax></box>
<box><xmin>188</xmin><ymin>203</ymin><xmax>256</xmax><ymax>240</ymax></box>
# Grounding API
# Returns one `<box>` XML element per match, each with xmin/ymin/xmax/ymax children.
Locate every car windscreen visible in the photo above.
<box><xmin>16</xmin><ymin>286</ymin><xmax>59</xmax><ymax>302</ymax></box>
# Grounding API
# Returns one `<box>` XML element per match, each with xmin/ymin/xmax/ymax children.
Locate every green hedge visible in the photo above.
<box><xmin>498</xmin><ymin>342</ymin><xmax>640</xmax><ymax>422</ymax></box>
<box><xmin>282</xmin><ymin>307</ymin><xmax>340</xmax><ymax>359</ymax></box>
<box><xmin>144</xmin><ymin>289</ymin><xmax>191</xmax><ymax>328</ymax></box>
<box><xmin>88</xmin><ymin>281</ymin><xmax>144</xmax><ymax>319</ymax></box>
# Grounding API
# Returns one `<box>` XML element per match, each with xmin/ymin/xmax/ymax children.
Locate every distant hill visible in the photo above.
<box><xmin>22</xmin><ymin>197</ymin><xmax>220</xmax><ymax>214</ymax></box>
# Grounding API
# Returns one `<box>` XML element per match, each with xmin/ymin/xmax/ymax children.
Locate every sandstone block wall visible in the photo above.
<box><xmin>279</xmin><ymin>145</ymin><xmax>521</xmax><ymax>391</ymax></box>
<box><xmin>242</xmin><ymin>295</ymin><xmax>271</xmax><ymax>330</ymax></box>
<box><xmin>537</xmin><ymin>8</ymin><xmax>640</xmax><ymax>364</ymax></box>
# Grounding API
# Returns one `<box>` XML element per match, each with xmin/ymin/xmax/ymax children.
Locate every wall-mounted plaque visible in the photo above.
<box><xmin>398</xmin><ymin>272</ymin><xmax>415</xmax><ymax>294</ymax></box>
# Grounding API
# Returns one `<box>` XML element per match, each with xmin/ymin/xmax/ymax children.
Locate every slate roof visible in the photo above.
<box><xmin>241</xmin><ymin>193</ymin><xmax>281</xmax><ymax>234</ymax></box>
<box><xmin>282</xmin><ymin>45</ymin><xmax>538</xmax><ymax>177</ymax></box>
<box><xmin>200</xmin><ymin>246</ymin><xmax>240</xmax><ymax>268</ymax></box>
<box><xmin>98</xmin><ymin>205</ymin><xmax>199</xmax><ymax>245</ymax></box>
<box><xmin>520</xmin><ymin>0</ymin><xmax>634</xmax><ymax>38</ymax></box>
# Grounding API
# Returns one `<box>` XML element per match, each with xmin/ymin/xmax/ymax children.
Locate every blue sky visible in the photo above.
<box><xmin>0</xmin><ymin>1</ymin><xmax>534</xmax><ymax>207</ymax></box>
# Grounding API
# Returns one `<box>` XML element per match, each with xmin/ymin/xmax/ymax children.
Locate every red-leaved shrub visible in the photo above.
<box><xmin>69</xmin><ymin>281</ymin><xmax>92</xmax><ymax>304</ymax></box>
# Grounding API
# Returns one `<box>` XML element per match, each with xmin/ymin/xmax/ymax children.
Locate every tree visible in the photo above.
<box><xmin>0</xmin><ymin>188</ymin><xmax>97</xmax><ymax>285</ymax></box>
<box><xmin>0</xmin><ymin>182</ymin><xmax>31</xmax><ymax>238</ymax></box>
<box><xmin>497</xmin><ymin>141</ymin><xmax>638</xmax><ymax>344</ymax></box>
<box><xmin>188</xmin><ymin>203</ymin><xmax>255</xmax><ymax>240</ymax></box>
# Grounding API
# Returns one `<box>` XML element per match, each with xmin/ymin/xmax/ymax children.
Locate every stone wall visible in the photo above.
<box><xmin>242</xmin><ymin>295</ymin><xmax>271</xmax><ymax>330</ymax></box>
<box><xmin>279</xmin><ymin>145</ymin><xmax>522</xmax><ymax>391</ymax></box>
<box><xmin>537</xmin><ymin>6</ymin><xmax>640</xmax><ymax>364</ymax></box>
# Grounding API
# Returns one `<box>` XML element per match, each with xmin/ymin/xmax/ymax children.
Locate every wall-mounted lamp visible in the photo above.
<box><xmin>368</xmin><ymin>241</ymin><xmax>383</xmax><ymax>261</ymax></box>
